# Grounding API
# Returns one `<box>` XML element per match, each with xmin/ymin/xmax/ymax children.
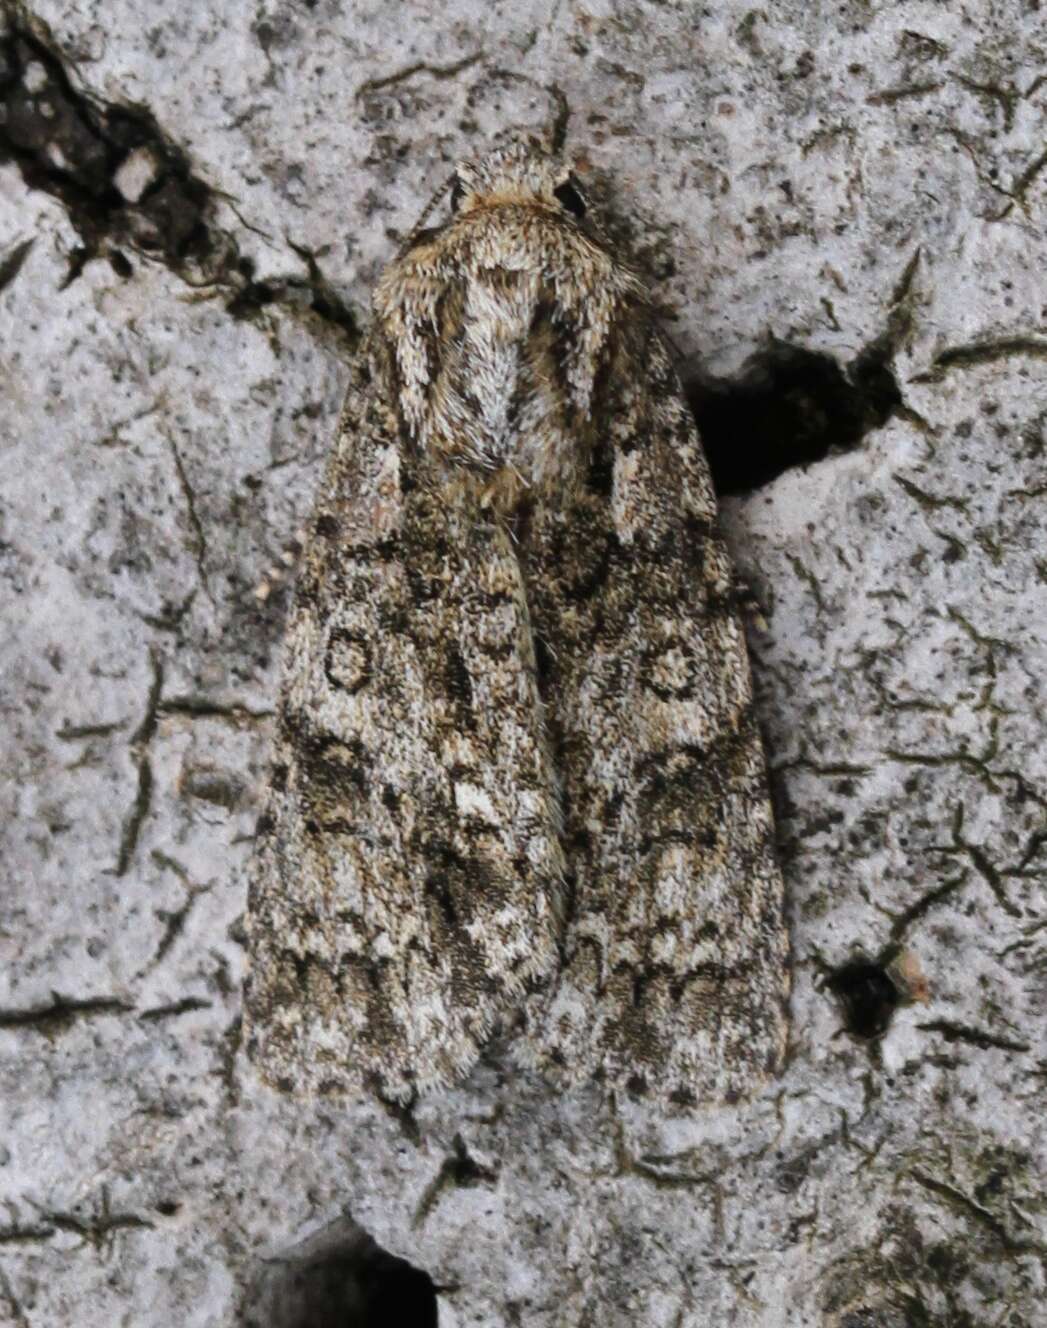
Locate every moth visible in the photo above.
<box><xmin>244</xmin><ymin>136</ymin><xmax>789</xmax><ymax>1108</ymax></box>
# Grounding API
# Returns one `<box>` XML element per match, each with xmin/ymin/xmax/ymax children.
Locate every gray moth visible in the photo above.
<box><xmin>243</xmin><ymin>135</ymin><xmax>790</xmax><ymax>1108</ymax></box>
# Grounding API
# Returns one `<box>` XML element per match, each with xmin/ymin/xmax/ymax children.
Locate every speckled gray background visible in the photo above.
<box><xmin>2</xmin><ymin>2</ymin><xmax>1046</xmax><ymax>1324</ymax></box>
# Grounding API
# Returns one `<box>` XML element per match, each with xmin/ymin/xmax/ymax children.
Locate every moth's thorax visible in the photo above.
<box><xmin>374</xmin><ymin>200</ymin><xmax>644</xmax><ymax>506</ymax></box>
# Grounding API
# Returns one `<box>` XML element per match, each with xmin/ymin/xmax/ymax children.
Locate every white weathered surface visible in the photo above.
<box><xmin>2</xmin><ymin>2</ymin><xmax>1045</xmax><ymax>1325</ymax></box>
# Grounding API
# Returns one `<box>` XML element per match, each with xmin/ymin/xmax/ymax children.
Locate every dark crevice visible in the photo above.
<box><xmin>918</xmin><ymin>1019</ymin><xmax>1029</xmax><ymax>1054</ymax></box>
<box><xmin>687</xmin><ymin>337</ymin><xmax>902</xmax><ymax>495</ymax></box>
<box><xmin>0</xmin><ymin>16</ymin><xmax>357</xmax><ymax>343</ymax></box>
<box><xmin>827</xmin><ymin>944</ymin><xmax>938</xmax><ymax>1044</ymax></box>
<box><xmin>166</xmin><ymin>433</ymin><xmax>212</xmax><ymax>598</ymax></box>
<box><xmin>686</xmin><ymin>251</ymin><xmax>918</xmax><ymax>495</ymax></box>
<box><xmin>0</xmin><ymin>235</ymin><xmax>34</xmax><ymax>293</ymax></box>
<box><xmin>115</xmin><ymin>754</ymin><xmax>153</xmax><ymax>877</ymax></box>
<box><xmin>46</xmin><ymin>1208</ymin><xmax>154</xmax><ymax>1245</ymax></box>
<box><xmin>413</xmin><ymin>1133</ymin><xmax>498</xmax><ymax>1228</ymax></box>
<box><xmin>826</xmin><ymin>960</ymin><xmax>900</xmax><ymax>1039</ymax></box>
<box><xmin>114</xmin><ymin>652</ymin><xmax>163</xmax><ymax>876</ymax></box>
<box><xmin>240</xmin><ymin>1212</ymin><xmax>439</xmax><ymax>1328</ymax></box>
<box><xmin>140</xmin><ymin>851</ymin><xmax>211</xmax><ymax>975</ymax></box>
<box><xmin>0</xmin><ymin>19</ymin><xmax>213</xmax><ymax>274</ymax></box>
<box><xmin>158</xmin><ymin>695</ymin><xmax>274</xmax><ymax>724</ymax></box>
<box><xmin>138</xmin><ymin>996</ymin><xmax>212</xmax><ymax>1021</ymax></box>
<box><xmin>0</xmin><ymin>992</ymin><xmax>134</xmax><ymax>1034</ymax></box>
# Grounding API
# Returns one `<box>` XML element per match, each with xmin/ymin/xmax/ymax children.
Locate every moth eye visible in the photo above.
<box><xmin>553</xmin><ymin>179</ymin><xmax>587</xmax><ymax>218</ymax></box>
<box><xmin>449</xmin><ymin>177</ymin><xmax>465</xmax><ymax>213</ymax></box>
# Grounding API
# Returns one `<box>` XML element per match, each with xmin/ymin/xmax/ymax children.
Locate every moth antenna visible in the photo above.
<box><xmin>397</xmin><ymin>171</ymin><xmax>456</xmax><ymax>255</ymax></box>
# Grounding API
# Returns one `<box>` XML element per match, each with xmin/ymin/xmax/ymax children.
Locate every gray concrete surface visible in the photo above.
<box><xmin>1</xmin><ymin>2</ymin><xmax>1045</xmax><ymax>1324</ymax></box>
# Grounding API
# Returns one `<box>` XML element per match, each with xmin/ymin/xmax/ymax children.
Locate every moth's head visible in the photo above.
<box><xmin>449</xmin><ymin>136</ymin><xmax>588</xmax><ymax>222</ymax></box>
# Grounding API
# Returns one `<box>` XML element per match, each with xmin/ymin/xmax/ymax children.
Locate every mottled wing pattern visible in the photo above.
<box><xmin>520</xmin><ymin>322</ymin><xmax>790</xmax><ymax>1106</ymax></box>
<box><xmin>244</xmin><ymin>342</ymin><xmax>564</xmax><ymax>1101</ymax></box>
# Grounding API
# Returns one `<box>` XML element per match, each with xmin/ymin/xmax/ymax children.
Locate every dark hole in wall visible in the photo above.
<box><xmin>240</xmin><ymin>1212</ymin><xmax>439</xmax><ymax>1328</ymax></box>
<box><xmin>685</xmin><ymin>338</ymin><xmax>902</xmax><ymax>495</ymax></box>
<box><xmin>827</xmin><ymin>960</ymin><xmax>899</xmax><ymax>1039</ymax></box>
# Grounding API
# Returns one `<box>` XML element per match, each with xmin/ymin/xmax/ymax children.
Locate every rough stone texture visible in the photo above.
<box><xmin>2</xmin><ymin>2</ymin><xmax>1046</xmax><ymax>1325</ymax></box>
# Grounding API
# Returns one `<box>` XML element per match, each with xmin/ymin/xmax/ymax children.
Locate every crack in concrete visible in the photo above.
<box><xmin>165</xmin><ymin>433</ymin><xmax>211</xmax><ymax>599</ymax></box>
<box><xmin>908</xmin><ymin>1168</ymin><xmax>1046</xmax><ymax>1257</ymax></box>
<box><xmin>1015</xmin><ymin>826</ymin><xmax>1047</xmax><ymax>872</ymax></box>
<box><xmin>954</xmin><ymin>74</ymin><xmax>1020</xmax><ymax>131</ymax></box>
<box><xmin>138</xmin><ymin>850</ymin><xmax>213</xmax><ymax>976</ymax></box>
<box><xmin>774</xmin><ymin>758</ymin><xmax>871</xmax><ymax>778</ymax></box>
<box><xmin>115</xmin><ymin>754</ymin><xmax>154</xmax><ymax>876</ymax></box>
<box><xmin>0</xmin><ymin>236</ymin><xmax>34</xmax><ymax>294</ymax></box>
<box><xmin>158</xmin><ymin>694</ymin><xmax>273</xmax><ymax>725</ymax></box>
<box><xmin>138</xmin><ymin>996</ymin><xmax>212</xmax><ymax>1021</ymax></box>
<box><xmin>138</xmin><ymin>590</ymin><xmax>196</xmax><ymax>634</ymax></box>
<box><xmin>411</xmin><ymin>1133</ymin><xmax>497</xmax><ymax>1229</ymax></box>
<box><xmin>885</xmin><ymin>745</ymin><xmax>1004</xmax><ymax>794</ymax></box>
<box><xmin>992</xmin><ymin>145</ymin><xmax>1047</xmax><ymax>221</ymax></box>
<box><xmin>91</xmin><ymin>401</ymin><xmax>164</xmax><ymax>451</ymax></box>
<box><xmin>355</xmin><ymin>52</ymin><xmax>483</xmax><ymax>99</ymax></box>
<box><xmin>914</xmin><ymin>336</ymin><xmax>1047</xmax><ymax>382</ymax></box>
<box><xmin>785</xmin><ymin>553</ymin><xmax>827</xmax><ymax>613</ymax></box>
<box><xmin>0</xmin><ymin>992</ymin><xmax>135</xmax><ymax>1033</ymax></box>
<box><xmin>927</xmin><ymin>802</ymin><xmax>1025</xmax><ymax>919</ymax></box>
<box><xmin>941</xmin><ymin>126</ymin><xmax>1014</xmax><ymax>205</ymax></box>
<box><xmin>888</xmin><ymin>871</ymin><xmax>968</xmax><ymax>943</ymax></box>
<box><xmin>55</xmin><ymin>718</ymin><xmax>127</xmax><ymax>740</ymax></box>
<box><xmin>114</xmin><ymin>652</ymin><xmax>163</xmax><ymax>877</ymax></box>
<box><xmin>45</xmin><ymin>1208</ymin><xmax>154</xmax><ymax>1246</ymax></box>
<box><xmin>866</xmin><ymin>81</ymin><xmax>943</xmax><ymax>105</ymax></box>
<box><xmin>606</xmin><ymin>1110</ymin><xmax>725</xmax><ymax>1195</ymax></box>
<box><xmin>0</xmin><ymin>1222</ymin><xmax>55</xmax><ymax>1245</ymax></box>
<box><xmin>917</xmin><ymin>1019</ymin><xmax>1030</xmax><ymax>1053</ymax></box>
<box><xmin>0</xmin><ymin>14</ymin><xmax>358</xmax><ymax>343</ymax></box>
<box><xmin>893</xmin><ymin>474</ymin><xmax>968</xmax><ymax>512</ymax></box>
<box><xmin>12</xmin><ymin>1187</ymin><xmax>160</xmax><ymax>1259</ymax></box>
